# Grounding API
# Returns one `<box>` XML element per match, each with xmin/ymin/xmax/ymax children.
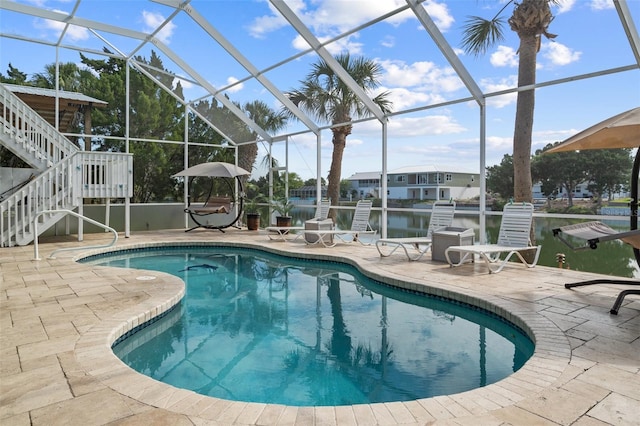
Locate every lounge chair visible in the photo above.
<box><xmin>264</xmin><ymin>199</ymin><xmax>331</xmax><ymax>241</ymax></box>
<box><xmin>553</xmin><ymin>221</ymin><xmax>640</xmax><ymax>314</ymax></box>
<box><xmin>375</xmin><ymin>200</ymin><xmax>456</xmax><ymax>261</ymax></box>
<box><xmin>302</xmin><ymin>199</ymin><xmax>376</xmax><ymax>247</ymax></box>
<box><xmin>184</xmin><ymin>196</ymin><xmax>235</xmax><ymax>232</ymax></box>
<box><xmin>445</xmin><ymin>202</ymin><xmax>541</xmax><ymax>273</ymax></box>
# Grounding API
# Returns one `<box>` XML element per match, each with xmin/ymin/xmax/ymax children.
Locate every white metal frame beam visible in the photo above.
<box><xmin>269</xmin><ymin>0</ymin><xmax>387</xmax><ymax>124</ymax></box>
<box><xmin>615</xmin><ymin>0</ymin><xmax>640</xmax><ymax>67</ymax></box>
<box><xmin>154</xmin><ymin>0</ymin><xmax>321</xmax><ymax>136</ymax></box>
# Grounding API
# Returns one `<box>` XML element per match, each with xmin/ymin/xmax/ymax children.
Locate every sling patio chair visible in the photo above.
<box><xmin>445</xmin><ymin>202</ymin><xmax>541</xmax><ymax>273</ymax></box>
<box><xmin>301</xmin><ymin>199</ymin><xmax>377</xmax><ymax>248</ymax></box>
<box><xmin>553</xmin><ymin>221</ymin><xmax>640</xmax><ymax>314</ymax></box>
<box><xmin>264</xmin><ymin>199</ymin><xmax>331</xmax><ymax>241</ymax></box>
<box><xmin>375</xmin><ymin>200</ymin><xmax>456</xmax><ymax>261</ymax></box>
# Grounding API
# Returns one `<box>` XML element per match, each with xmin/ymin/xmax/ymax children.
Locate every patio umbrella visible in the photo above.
<box><xmin>546</xmin><ymin>107</ymin><xmax>640</xmax><ymax>153</ymax></box>
<box><xmin>172</xmin><ymin>162</ymin><xmax>250</xmax><ymax>178</ymax></box>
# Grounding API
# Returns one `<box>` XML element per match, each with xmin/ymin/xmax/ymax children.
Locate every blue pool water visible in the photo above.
<box><xmin>80</xmin><ymin>246</ymin><xmax>534</xmax><ymax>406</ymax></box>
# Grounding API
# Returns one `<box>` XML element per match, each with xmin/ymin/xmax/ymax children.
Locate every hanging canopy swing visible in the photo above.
<box><xmin>173</xmin><ymin>162</ymin><xmax>251</xmax><ymax>233</ymax></box>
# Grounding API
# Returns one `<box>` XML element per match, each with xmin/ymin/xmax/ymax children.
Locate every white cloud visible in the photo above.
<box><xmin>542</xmin><ymin>42</ymin><xmax>581</xmax><ymax>66</ymax></box>
<box><xmin>248</xmin><ymin>14</ymin><xmax>286</xmax><ymax>38</ymax></box>
<box><xmin>555</xmin><ymin>0</ymin><xmax>576</xmax><ymax>14</ymax></box>
<box><xmin>290</xmin><ymin>34</ymin><xmax>364</xmax><ymax>55</ymax></box>
<box><xmin>378</xmin><ymin>59</ymin><xmax>463</xmax><ymax>92</ymax></box>
<box><xmin>225</xmin><ymin>76</ymin><xmax>244</xmax><ymax>93</ymax></box>
<box><xmin>486</xmin><ymin>135</ymin><xmax>513</xmax><ymax>152</ymax></box>
<box><xmin>300</xmin><ymin>0</ymin><xmax>411</xmax><ymax>33</ymax></box>
<box><xmin>480</xmin><ymin>75</ymin><xmax>518</xmax><ymax>108</ymax></box>
<box><xmin>386</xmin><ymin>114</ymin><xmax>467</xmax><ymax>138</ymax></box>
<box><xmin>248</xmin><ymin>0</ymin><xmax>307</xmax><ymax>38</ymax></box>
<box><xmin>381</xmin><ymin>35</ymin><xmax>395</xmax><ymax>48</ymax></box>
<box><xmin>141</xmin><ymin>10</ymin><xmax>175</xmax><ymax>44</ymax></box>
<box><xmin>532</xmin><ymin>128</ymin><xmax>575</xmax><ymax>151</ymax></box>
<box><xmin>175</xmin><ymin>78</ymin><xmax>193</xmax><ymax>90</ymax></box>
<box><xmin>490</xmin><ymin>46</ymin><xmax>518</xmax><ymax>68</ymax></box>
<box><xmin>590</xmin><ymin>0</ymin><xmax>615</xmax><ymax>11</ymax></box>
<box><xmin>248</xmin><ymin>0</ymin><xmax>454</xmax><ymax>51</ymax></box>
<box><xmin>39</xmin><ymin>11</ymin><xmax>90</xmax><ymax>41</ymax></box>
<box><xmin>423</xmin><ymin>0</ymin><xmax>455</xmax><ymax>31</ymax></box>
<box><xmin>384</xmin><ymin>87</ymin><xmax>444</xmax><ymax>111</ymax></box>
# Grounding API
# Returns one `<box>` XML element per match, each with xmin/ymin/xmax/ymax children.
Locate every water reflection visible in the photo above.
<box><xmin>291</xmin><ymin>208</ymin><xmax>638</xmax><ymax>278</ymax></box>
<box><xmin>97</xmin><ymin>248</ymin><xmax>534</xmax><ymax>406</ymax></box>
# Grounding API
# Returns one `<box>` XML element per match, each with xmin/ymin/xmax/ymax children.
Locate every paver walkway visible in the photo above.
<box><xmin>1</xmin><ymin>229</ymin><xmax>638</xmax><ymax>425</ymax></box>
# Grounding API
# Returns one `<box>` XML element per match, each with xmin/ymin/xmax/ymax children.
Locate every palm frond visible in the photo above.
<box><xmin>461</xmin><ymin>16</ymin><xmax>506</xmax><ymax>56</ymax></box>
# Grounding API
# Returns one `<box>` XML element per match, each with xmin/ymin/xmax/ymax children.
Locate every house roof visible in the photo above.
<box><xmin>389</xmin><ymin>165</ymin><xmax>479</xmax><ymax>175</ymax></box>
<box><xmin>348</xmin><ymin>166</ymin><xmax>479</xmax><ymax>180</ymax></box>
<box><xmin>4</xmin><ymin>84</ymin><xmax>108</xmax><ymax>106</ymax></box>
<box><xmin>4</xmin><ymin>83</ymin><xmax>108</xmax><ymax>133</ymax></box>
<box><xmin>347</xmin><ymin>171</ymin><xmax>381</xmax><ymax>181</ymax></box>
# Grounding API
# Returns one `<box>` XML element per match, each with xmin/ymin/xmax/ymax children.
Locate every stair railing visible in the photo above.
<box><xmin>0</xmin><ymin>151</ymin><xmax>132</xmax><ymax>247</ymax></box>
<box><xmin>33</xmin><ymin>209</ymin><xmax>118</xmax><ymax>260</ymax></box>
<box><xmin>1</xmin><ymin>83</ymin><xmax>79</xmax><ymax>169</ymax></box>
<box><xmin>1</xmin><ymin>155</ymin><xmax>78</xmax><ymax>247</ymax></box>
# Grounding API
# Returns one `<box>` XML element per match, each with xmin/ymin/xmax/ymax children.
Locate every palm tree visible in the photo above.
<box><xmin>239</xmin><ymin>100</ymin><xmax>288</xmax><ymax>185</ymax></box>
<box><xmin>286</xmin><ymin>53</ymin><xmax>392</xmax><ymax>218</ymax></box>
<box><xmin>461</xmin><ymin>0</ymin><xmax>557</xmax><ymax>204</ymax></box>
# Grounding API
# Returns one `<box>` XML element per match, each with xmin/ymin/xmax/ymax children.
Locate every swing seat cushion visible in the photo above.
<box><xmin>189</xmin><ymin>197</ymin><xmax>231</xmax><ymax>215</ymax></box>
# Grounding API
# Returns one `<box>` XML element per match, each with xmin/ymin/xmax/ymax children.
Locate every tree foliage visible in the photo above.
<box><xmin>78</xmin><ymin>50</ymin><xmax>185</xmax><ymax>202</ymax></box>
<box><xmin>531</xmin><ymin>143</ymin><xmax>631</xmax><ymax>207</ymax></box>
<box><xmin>582</xmin><ymin>149</ymin><xmax>632</xmax><ymax>205</ymax></box>
<box><xmin>286</xmin><ymin>53</ymin><xmax>392</xmax><ymax>218</ymax></box>
<box><xmin>488</xmin><ymin>146</ymin><xmax>632</xmax><ymax>210</ymax></box>
<box><xmin>532</xmin><ymin>144</ymin><xmax>585</xmax><ymax>207</ymax></box>
<box><xmin>486</xmin><ymin>154</ymin><xmax>514</xmax><ymax>199</ymax></box>
<box><xmin>0</xmin><ymin>63</ymin><xmax>28</xmax><ymax>84</ymax></box>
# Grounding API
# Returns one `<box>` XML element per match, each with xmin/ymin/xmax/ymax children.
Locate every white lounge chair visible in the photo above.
<box><xmin>375</xmin><ymin>200</ymin><xmax>456</xmax><ymax>261</ymax></box>
<box><xmin>553</xmin><ymin>221</ymin><xmax>640</xmax><ymax>314</ymax></box>
<box><xmin>445</xmin><ymin>202</ymin><xmax>541</xmax><ymax>273</ymax></box>
<box><xmin>302</xmin><ymin>200</ymin><xmax>376</xmax><ymax>247</ymax></box>
<box><xmin>264</xmin><ymin>199</ymin><xmax>331</xmax><ymax>241</ymax></box>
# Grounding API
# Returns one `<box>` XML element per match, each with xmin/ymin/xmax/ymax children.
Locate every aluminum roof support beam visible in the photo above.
<box><xmin>405</xmin><ymin>0</ymin><xmax>484</xmax><ymax>105</ymax></box>
<box><xmin>270</xmin><ymin>0</ymin><xmax>387</xmax><ymax>124</ymax></box>
<box><xmin>406</xmin><ymin>0</ymin><xmax>487</xmax><ymax>239</ymax></box>
<box><xmin>150</xmin><ymin>39</ymin><xmax>273</xmax><ymax>143</ymax></box>
<box><xmin>1</xmin><ymin>0</ymin><xmax>273</xmax><ymax>144</ymax></box>
<box><xmin>615</xmin><ymin>0</ymin><xmax>640</xmax><ymax>67</ymax></box>
<box><xmin>155</xmin><ymin>0</ymin><xmax>321</xmax><ymax>136</ymax></box>
<box><xmin>1</xmin><ymin>1</ymin><xmax>152</xmax><ymax>42</ymax></box>
<box><xmin>130</xmin><ymin>60</ymin><xmax>238</xmax><ymax>146</ymax></box>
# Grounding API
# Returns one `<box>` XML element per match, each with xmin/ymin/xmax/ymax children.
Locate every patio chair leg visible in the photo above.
<box><xmin>610</xmin><ymin>289</ymin><xmax>640</xmax><ymax>315</ymax></box>
<box><xmin>564</xmin><ymin>279</ymin><xmax>640</xmax><ymax>315</ymax></box>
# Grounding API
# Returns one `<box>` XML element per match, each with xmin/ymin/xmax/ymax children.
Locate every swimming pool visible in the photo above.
<box><xmin>81</xmin><ymin>246</ymin><xmax>534</xmax><ymax>406</ymax></box>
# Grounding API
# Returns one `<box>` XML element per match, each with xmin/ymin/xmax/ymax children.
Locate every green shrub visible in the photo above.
<box><xmin>565</xmin><ymin>205</ymin><xmax>596</xmax><ymax>214</ymax></box>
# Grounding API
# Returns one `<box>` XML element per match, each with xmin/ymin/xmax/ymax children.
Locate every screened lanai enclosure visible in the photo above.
<box><xmin>1</xmin><ymin>0</ymin><xmax>639</xmax><ymax>247</ymax></box>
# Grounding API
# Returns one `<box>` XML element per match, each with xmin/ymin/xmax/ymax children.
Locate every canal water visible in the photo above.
<box><xmin>287</xmin><ymin>208</ymin><xmax>638</xmax><ymax>279</ymax></box>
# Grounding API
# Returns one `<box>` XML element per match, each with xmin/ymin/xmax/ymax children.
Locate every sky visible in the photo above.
<box><xmin>1</xmin><ymin>0</ymin><xmax>639</xmax><ymax>181</ymax></box>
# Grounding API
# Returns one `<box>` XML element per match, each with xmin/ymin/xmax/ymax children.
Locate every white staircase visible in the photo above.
<box><xmin>1</xmin><ymin>83</ymin><xmax>133</xmax><ymax>247</ymax></box>
<box><xmin>1</xmin><ymin>83</ymin><xmax>79</xmax><ymax>170</ymax></box>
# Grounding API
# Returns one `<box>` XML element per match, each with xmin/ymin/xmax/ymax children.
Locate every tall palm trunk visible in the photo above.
<box><xmin>512</xmin><ymin>33</ymin><xmax>537</xmax><ymax>204</ymax></box>
<box><xmin>327</xmin><ymin>125</ymin><xmax>351</xmax><ymax>220</ymax></box>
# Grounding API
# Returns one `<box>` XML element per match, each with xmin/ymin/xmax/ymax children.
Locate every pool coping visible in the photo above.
<box><xmin>73</xmin><ymin>239</ymin><xmax>571</xmax><ymax>423</ymax></box>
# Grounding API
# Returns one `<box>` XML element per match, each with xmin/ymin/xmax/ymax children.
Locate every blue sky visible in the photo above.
<box><xmin>1</xmin><ymin>0</ymin><xmax>639</xmax><ymax>180</ymax></box>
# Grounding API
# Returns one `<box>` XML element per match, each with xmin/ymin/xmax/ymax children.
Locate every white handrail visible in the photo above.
<box><xmin>33</xmin><ymin>209</ymin><xmax>118</xmax><ymax>260</ymax></box>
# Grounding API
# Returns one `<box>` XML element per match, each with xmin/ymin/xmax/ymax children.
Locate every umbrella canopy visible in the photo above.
<box><xmin>546</xmin><ymin>107</ymin><xmax>640</xmax><ymax>153</ymax></box>
<box><xmin>172</xmin><ymin>162</ymin><xmax>251</xmax><ymax>178</ymax></box>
